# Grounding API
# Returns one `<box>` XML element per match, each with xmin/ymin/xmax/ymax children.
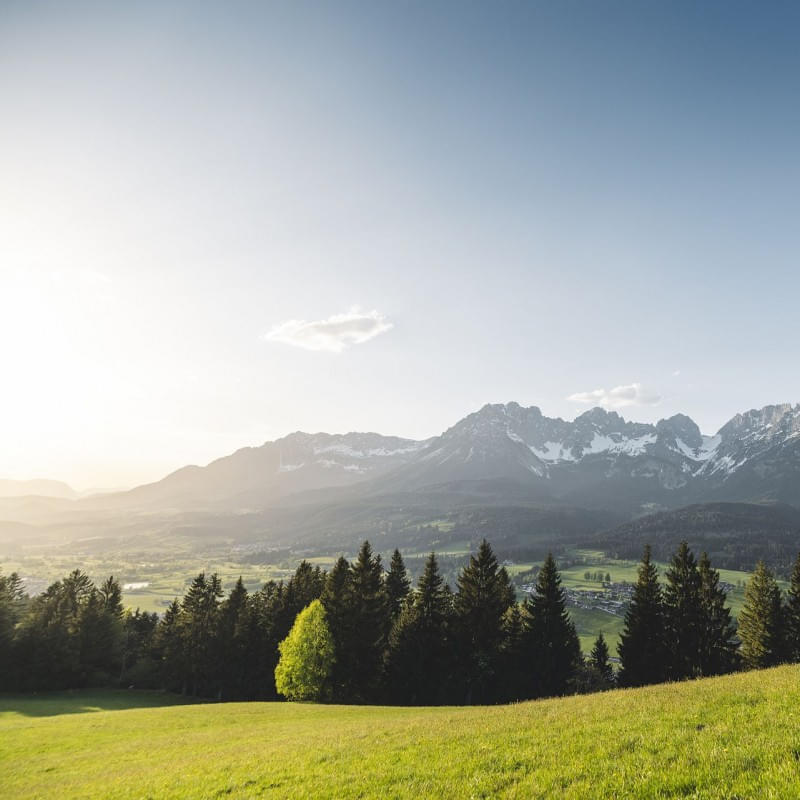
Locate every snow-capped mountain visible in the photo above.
<box><xmin>384</xmin><ymin>401</ymin><xmax>800</xmax><ymax>510</ymax></box>
<box><xmin>82</xmin><ymin>401</ymin><xmax>800</xmax><ymax>515</ymax></box>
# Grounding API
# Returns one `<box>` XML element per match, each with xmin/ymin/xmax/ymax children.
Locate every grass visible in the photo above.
<box><xmin>4</xmin><ymin>667</ymin><xmax>800</xmax><ymax>798</ymax></box>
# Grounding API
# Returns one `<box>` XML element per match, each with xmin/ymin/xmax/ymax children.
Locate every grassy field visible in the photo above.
<box><xmin>4</xmin><ymin>667</ymin><xmax>800</xmax><ymax>798</ymax></box>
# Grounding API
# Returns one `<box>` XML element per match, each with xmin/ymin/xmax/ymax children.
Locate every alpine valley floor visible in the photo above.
<box><xmin>3</xmin><ymin>666</ymin><xmax>800</xmax><ymax>799</ymax></box>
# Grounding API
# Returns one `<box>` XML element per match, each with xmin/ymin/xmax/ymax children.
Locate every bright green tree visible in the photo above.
<box><xmin>274</xmin><ymin>600</ymin><xmax>335</xmax><ymax>701</ymax></box>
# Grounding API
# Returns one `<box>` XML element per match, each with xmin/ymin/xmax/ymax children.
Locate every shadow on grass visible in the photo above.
<box><xmin>0</xmin><ymin>689</ymin><xmax>204</xmax><ymax>718</ymax></box>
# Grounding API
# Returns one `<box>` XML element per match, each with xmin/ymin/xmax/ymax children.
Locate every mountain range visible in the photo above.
<box><xmin>82</xmin><ymin>400</ymin><xmax>800</xmax><ymax>514</ymax></box>
<box><xmin>2</xmin><ymin>401</ymin><xmax>799</xmax><ymax>559</ymax></box>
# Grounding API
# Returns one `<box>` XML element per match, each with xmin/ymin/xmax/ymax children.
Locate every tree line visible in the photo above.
<box><xmin>2</xmin><ymin>540</ymin><xmax>800</xmax><ymax>703</ymax></box>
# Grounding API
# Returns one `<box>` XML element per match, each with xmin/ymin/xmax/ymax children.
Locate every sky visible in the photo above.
<box><xmin>1</xmin><ymin>0</ymin><xmax>799</xmax><ymax>489</ymax></box>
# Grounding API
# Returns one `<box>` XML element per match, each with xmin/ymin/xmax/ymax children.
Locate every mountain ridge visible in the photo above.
<box><xmin>66</xmin><ymin>400</ymin><xmax>800</xmax><ymax>518</ymax></box>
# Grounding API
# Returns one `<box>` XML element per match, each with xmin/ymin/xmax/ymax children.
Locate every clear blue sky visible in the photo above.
<box><xmin>1</xmin><ymin>1</ymin><xmax>799</xmax><ymax>487</ymax></box>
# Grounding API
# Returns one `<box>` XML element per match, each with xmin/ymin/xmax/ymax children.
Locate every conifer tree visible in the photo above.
<box><xmin>784</xmin><ymin>552</ymin><xmax>800</xmax><ymax>663</ymax></box>
<box><xmin>739</xmin><ymin>561</ymin><xmax>785</xmax><ymax>669</ymax></box>
<box><xmin>0</xmin><ymin>571</ymin><xmax>26</xmax><ymax>688</ymax></box>
<box><xmin>215</xmin><ymin>577</ymin><xmax>250</xmax><ymax>699</ymax></box>
<box><xmin>180</xmin><ymin>572</ymin><xmax>223</xmax><ymax>695</ymax></box>
<box><xmin>152</xmin><ymin>599</ymin><xmax>185</xmax><ymax>692</ymax></box>
<box><xmin>320</xmin><ymin>556</ymin><xmax>354</xmax><ymax>699</ymax></box>
<box><xmin>618</xmin><ymin>545</ymin><xmax>666</xmax><ymax>687</ymax></box>
<box><xmin>454</xmin><ymin>539</ymin><xmax>514</xmax><ymax>703</ymax></box>
<box><xmin>498</xmin><ymin>603</ymin><xmax>527</xmax><ymax>702</ymax></box>
<box><xmin>347</xmin><ymin>541</ymin><xmax>389</xmax><ymax>700</ymax></box>
<box><xmin>385</xmin><ymin>552</ymin><xmax>453</xmax><ymax>704</ymax></box>
<box><xmin>523</xmin><ymin>553</ymin><xmax>581</xmax><ymax>698</ymax></box>
<box><xmin>697</xmin><ymin>552</ymin><xmax>738</xmax><ymax>675</ymax></box>
<box><xmin>589</xmin><ymin>632</ymin><xmax>614</xmax><ymax>686</ymax></box>
<box><xmin>385</xmin><ymin>549</ymin><xmax>411</xmax><ymax>619</ymax></box>
<box><xmin>663</xmin><ymin>542</ymin><xmax>703</xmax><ymax>679</ymax></box>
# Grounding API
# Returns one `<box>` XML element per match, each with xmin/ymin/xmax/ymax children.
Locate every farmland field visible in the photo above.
<box><xmin>3</xmin><ymin>666</ymin><xmax>800</xmax><ymax>798</ymax></box>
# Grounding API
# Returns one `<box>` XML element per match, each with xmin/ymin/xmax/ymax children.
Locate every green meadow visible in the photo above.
<box><xmin>4</xmin><ymin>666</ymin><xmax>800</xmax><ymax>799</ymax></box>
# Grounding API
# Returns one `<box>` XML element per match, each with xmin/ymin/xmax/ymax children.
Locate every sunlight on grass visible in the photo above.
<box><xmin>3</xmin><ymin>667</ymin><xmax>800</xmax><ymax>798</ymax></box>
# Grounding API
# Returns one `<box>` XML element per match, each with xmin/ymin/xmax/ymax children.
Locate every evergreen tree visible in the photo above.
<box><xmin>618</xmin><ymin>546</ymin><xmax>666</xmax><ymax>687</ymax></box>
<box><xmin>589</xmin><ymin>632</ymin><xmax>614</xmax><ymax>685</ymax></box>
<box><xmin>784</xmin><ymin>552</ymin><xmax>800</xmax><ymax>662</ymax></box>
<box><xmin>385</xmin><ymin>553</ymin><xmax>453</xmax><ymax>704</ymax></box>
<box><xmin>346</xmin><ymin>541</ymin><xmax>389</xmax><ymax>700</ymax></box>
<box><xmin>320</xmin><ymin>556</ymin><xmax>354</xmax><ymax>700</ymax></box>
<box><xmin>180</xmin><ymin>572</ymin><xmax>223</xmax><ymax>695</ymax></box>
<box><xmin>662</xmin><ymin>542</ymin><xmax>703</xmax><ymax>680</ymax></box>
<box><xmin>215</xmin><ymin>577</ymin><xmax>250</xmax><ymax>699</ymax></box>
<box><xmin>523</xmin><ymin>553</ymin><xmax>581</xmax><ymax>698</ymax></box>
<box><xmin>697</xmin><ymin>552</ymin><xmax>738</xmax><ymax>675</ymax></box>
<box><xmin>0</xmin><ymin>571</ymin><xmax>26</xmax><ymax>689</ymax></box>
<box><xmin>454</xmin><ymin>540</ymin><xmax>514</xmax><ymax>703</ymax></box>
<box><xmin>739</xmin><ymin>561</ymin><xmax>785</xmax><ymax>669</ymax></box>
<box><xmin>385</xmin><ymin>549</ymin><xmax>411</xmax><ymax>619</ymax></box>
<box><xmin>153</xmin><ymin>599</ymin><xmax>186</xmax><ymax>693</ymax></box>
<box><xmin>498</xmin><ymin>603</ymin><xmax>527</xmax><ymax>702</ymax></box>
<box><xmin>120</xmin><ymin>608</ymin><xmax>159</xmax><ymax>687</ymax></box>
<box><xmin>274</xmin><ymin>600</ymin><xmax>335</xmax><ymax>701</ymax></box>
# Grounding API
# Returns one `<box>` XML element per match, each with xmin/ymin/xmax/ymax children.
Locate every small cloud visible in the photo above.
<box><xmin>672</xmin><ymin>369</ymin><xmax>681</xmax><ymax>377</ymax></box>
<box><xmin>567</xmin><ymin>382</ymin><xmax>661</xmax><ymax>409</ymax></box>
<box><xmin>263</xmin><ymin>307</ymin><xmax>393</xmax><ymax>353</ymax></box>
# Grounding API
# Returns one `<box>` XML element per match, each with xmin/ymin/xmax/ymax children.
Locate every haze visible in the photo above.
<box><xmin>2</xmin><ymin>1</ymin><xmax>799</xmax><ymax>489</ymax></box>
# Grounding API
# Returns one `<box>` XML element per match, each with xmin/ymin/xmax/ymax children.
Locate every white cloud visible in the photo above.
<box><xmin>672</xmin><ymin>369</ymin><xmax>681</xmax><ymax>377</ymax></box>
<box><xmin>263</xmin><ymin>308</ymin><xmax>393</xmax><ymax>353</ymax></box>
<box><xmin>567</xmin><ymin>382</ymin><xmax>661</xmax><ymax>409</ymax></box>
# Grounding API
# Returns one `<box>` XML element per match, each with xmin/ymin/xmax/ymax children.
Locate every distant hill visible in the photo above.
<box><xmin>595</xmin><ymin>502</ymin><xmax>800</xmax><ymax>574</ymax></box>
<box><xmin>0</xmin><ymin>479</ymin><xmax>79</xmax><ymax>500</ymax></box>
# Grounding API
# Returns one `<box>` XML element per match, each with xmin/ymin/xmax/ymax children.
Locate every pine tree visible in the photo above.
<box><xmin>152</xmin><ymin>599</ymin><xmax>184</xmax><ymax>692</ymax></box>
<box><xmin>498</xmin><ymin>603</ymin><xmax>527</xmax><ymax>702</ymax></box>
<box><xmin>697</xmin><ymin>552</ymin><xmax>738</xmax><ymax>675</ymax></box>
<box><xmin>739</xmin><ymin>561</ymin><xmax>785</xmax><ymax>669</ymax></box>
<box><xmin>0</xmin><ymin>571</ymin><xmax>26</xmax><ymax>689</ymax></box>
<box><xmin>385</xmin><ymin>549</ymin><xmax>411</xmax><ymax>619</ymax></box>
<box><xmin>589</xmin><ymin>632</ymin><xmax>614</xmax><ymax>686</ymax></box>
<box><xmin>784</xmin><ymin>552</ymin><xmax>800</xmax><ymax>662</ymax></box>
<box><xmin>618</xmin><ymin>545</ymin><xmax>666</xmax><ymax>687</ymax></box>
<box><xmin>347</xmin><ymin>541</ymin><xmax>389</xmax><ymax>700</ymax></box>
<box><xmin>662</xmin><ymin>542</ymin><xmax>703</xmax><ymax>680</ymax></box>
<box><xmin>454</xmin><ymin>540</ymin><xmax>514</xmax><ymax>703</ymax></box>
<box><xmin>320</xmin><ymin>556</ymin><xmax>354</xmax><ymax>700</ymax></box>
<box><xmin>215</xmin><ymin>577</ymin><xmax>250</xmax><ymax>699</ymax></box>
<box><xmin>180</xmin><ymin>572</ymin><xmax>223</xmax><ymax>695</ymax></box>
<box><xmin>523</xmin><ymin>553</ymin><xmax>581</xmax><ymax>698</ymax></box>
<box><xmin>385</xmin><ymin>552</ymin><xmax>453</xmax><ymax>704</ymax></box>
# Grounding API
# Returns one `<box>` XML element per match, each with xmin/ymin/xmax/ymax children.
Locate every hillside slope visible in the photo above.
<box><xmin>597</xmin><ymin>501</ymin><xmax>800</xmax><ymax>571</ymax></box>
<box><xmin>3</xmin><ymin>666</ymin><xmax>800</xmax><ymax>799</ymax></box>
